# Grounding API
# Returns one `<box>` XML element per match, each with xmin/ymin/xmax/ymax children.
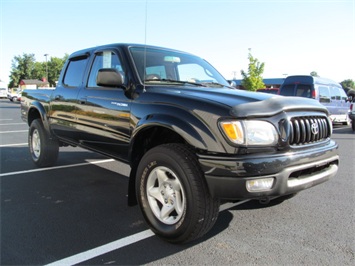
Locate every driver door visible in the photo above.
<box><xmin>76</xmin><ymin>49</ymin><xmax>131</xmax><ymax>161</ymax></box>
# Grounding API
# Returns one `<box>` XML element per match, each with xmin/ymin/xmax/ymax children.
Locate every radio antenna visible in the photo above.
<box><xmin>143</xmin><ymin>0</ymin><xmax>148</xmax><ymax>92</ymax></box>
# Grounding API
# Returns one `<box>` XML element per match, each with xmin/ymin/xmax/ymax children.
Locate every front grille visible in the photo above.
<box><xmin>289</xmin><ymin>116</ymin><xmax>330</xmax><ymax>145</ymax></box>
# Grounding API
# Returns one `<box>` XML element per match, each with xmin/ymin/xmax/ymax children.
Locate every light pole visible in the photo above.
<box><xmin>44</xmin><ymin>54</ymin><xmax>49</xmax><ymax>82</ymax></box>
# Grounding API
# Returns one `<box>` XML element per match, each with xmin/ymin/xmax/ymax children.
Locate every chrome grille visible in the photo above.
<box><xmin>289</xmin><ymin>116</ymin><xmax>330</xmax><ymax>145</ymax></box>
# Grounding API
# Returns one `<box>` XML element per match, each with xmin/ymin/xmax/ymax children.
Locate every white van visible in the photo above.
<box><xmin>0</xmin><ymin>87</ymin><xmax>7</xmax><ymax>98</ymax></box>
<box><xmin>279</xmin><ymin>75</ymin><xmax>350</xmax><ymax>125</ymax></box>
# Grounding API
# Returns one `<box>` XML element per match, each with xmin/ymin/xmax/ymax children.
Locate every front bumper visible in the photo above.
<box><xmin>198</xmin><ymin>140</ymin><xmax>339</xmax><ymax>200</ymax></box>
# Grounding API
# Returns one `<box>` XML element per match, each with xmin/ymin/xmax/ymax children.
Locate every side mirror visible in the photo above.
<box><xmin>96</xmin><ymin>68</ymin><xmax>124</xmax><ymax>88</ymax></box>
<box><xmin>228</xmin><ymin>80</ymin><xmax>237</xmax><ymax>88</ymax></box>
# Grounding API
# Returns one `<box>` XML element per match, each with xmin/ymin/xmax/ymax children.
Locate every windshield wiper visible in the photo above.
<box><xmin>201</xmin><ymin>82</ymin><xmax>228</xmax><ymax>88</ymax></box>
<box><xmin>144</xmin><ymin>78</ymin><xmax>207</xmax><ymax>87</ymax></box>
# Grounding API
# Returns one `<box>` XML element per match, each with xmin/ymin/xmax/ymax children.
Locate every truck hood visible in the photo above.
<box><xmin>149</xmin><ymin>86</ymin><xmax>329</xmax><ymax>118</ymax></box>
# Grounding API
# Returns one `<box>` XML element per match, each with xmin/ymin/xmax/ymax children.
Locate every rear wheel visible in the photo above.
<box><xmin>343</xmin><ymin>117</ymin><xmax>351</xmax><ymax>126</ymax></box>
<box><xmin>29</xmin><ymin>119</ymin><xmax>59</xmax><ymax>167</ymax></box>
<box><xmin>136</xmin><ymin>143</ymin><xmax>220</xmax><ymax>243</ymax></box>
<box><xmin>352</xmin><ymin>120</ymin><xmax>355</xmax><ymax>131</ymax></box>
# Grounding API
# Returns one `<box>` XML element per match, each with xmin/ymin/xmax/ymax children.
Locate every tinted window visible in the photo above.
<box><xmin>330</xmin><ymin>87</ymin><xmax>341</xmax><ymax>100</ymax></box>
<box><xmin>87</xmin><ymin>51</ymin><xmax>125</xmax><ymax>88</ymax></box>
<box><xmin>63</xmin><ymin>57</ymin><xmax>88</xmax><ymax>87</ymax></box>
<box><xmin>280</xmin><ymin>84</ymin><xmax>312</xmax><ymax>98</ymax></box>
<box><xmin>318</xmin><ymin>86</ymin><xmax>330</xmax><ymax>103</ymax></box>
<box><xmin>280</xmin><ymin>84</ymin><xmax>296</xmax><ymax>96</ymax></box>
<box><xmin>339</xmin><ymin>88</ymin><xmax>348</xmax><ymax>101</ymax></box>
<box><xmin>295</xmin><ymin>84</ymin><xmax>312</xmax><ymax>98</ymax></box>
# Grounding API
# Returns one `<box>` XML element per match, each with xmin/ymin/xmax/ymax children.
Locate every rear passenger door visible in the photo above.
<box><xmin>50</xmin><ymin>54</ymin><xmax>89</xmax><ymax>143</ymax></box>
<box><xmin>76</xmin><ymin>49</ymin><xmax>131</xmax><ymax>161</ymax></box>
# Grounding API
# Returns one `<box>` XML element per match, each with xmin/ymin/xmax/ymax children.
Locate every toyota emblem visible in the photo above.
<box><xmin>311</xmin><ymin>122</ymin><xmax>319</xmax><ymax>135</ymax></box>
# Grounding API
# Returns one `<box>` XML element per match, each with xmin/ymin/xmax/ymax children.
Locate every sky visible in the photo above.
<box><xmin>0</xmin><ymin>0</ymin><xmax>354</xmax><ymax>86</ymax></box>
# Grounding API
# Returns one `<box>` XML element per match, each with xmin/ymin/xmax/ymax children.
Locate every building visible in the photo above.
<box><xmin>19</xmin><ymin>79</ymin><xmax>50</xmax><ymax>90</ymax></box>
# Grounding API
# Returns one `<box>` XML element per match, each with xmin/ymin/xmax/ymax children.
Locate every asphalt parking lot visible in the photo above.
<box><xmin>1</xmin><ymin>98</ymin><xmax>354</xmax><ymax>265</ymax></box>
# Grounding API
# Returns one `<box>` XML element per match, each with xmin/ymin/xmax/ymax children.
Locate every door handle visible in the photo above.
<box><xmin>79</xmin><ymin>98</ymin><xmax>87</xmax><ymax>104</ymax></box>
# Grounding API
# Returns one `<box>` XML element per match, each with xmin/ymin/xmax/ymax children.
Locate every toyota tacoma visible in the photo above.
<box><xmin>21</xmin><ymin>43</ymin><xmax>339</xmax><ymax>243</ymax></box>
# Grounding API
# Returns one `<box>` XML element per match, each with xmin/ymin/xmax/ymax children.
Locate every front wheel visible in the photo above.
<box><xmin>136</xmin><ymin>143</ymin><xmax>220</xmax><ymax>243</ymax></box>
<box><xmin>29</xmin><ymin>119</ymin><xmax>59</xmax><ymax>167</ymax></box>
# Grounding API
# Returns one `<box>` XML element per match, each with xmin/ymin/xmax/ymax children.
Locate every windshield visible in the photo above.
<box><xmin>129</xmin><ymin>47</ymin><xmax>229</xmax><ymax>87</ymax></box>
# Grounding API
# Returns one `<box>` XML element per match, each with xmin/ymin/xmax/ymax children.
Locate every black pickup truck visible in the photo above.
<box><xmin>21</xmin><ymin>43</ymin><xmax>339</xmax><ymax>243</ymax></box>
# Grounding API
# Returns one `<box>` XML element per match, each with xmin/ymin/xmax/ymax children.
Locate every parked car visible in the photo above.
<box><xmin>279</xmin><ymin>75</ymin><xmax>351</xmax><ymax>125</ymax></box>
<box><xmin>256</xmin><ymin>88</ymin><xmax>280</xmax><ymax>94</ymax></box>
<box><xmin>0</xmin><ymin>87</ymin><xmax>7</xmax><ymax>98</ymax></box>
<box><xmin>349</xmin><ymin>99</ymin><xmax>355</xmax><ymax>131</ymax></box>
<box><xmin>7</xmin><ymin>90</ymin><xmax>21</xmax><ymax>102</ymax></box>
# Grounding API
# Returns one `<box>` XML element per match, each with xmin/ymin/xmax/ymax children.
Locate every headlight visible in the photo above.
<box><xmin>220</xmin><ymin>120</ymin><xmax>278</xmax><ymax>146</ymax></box>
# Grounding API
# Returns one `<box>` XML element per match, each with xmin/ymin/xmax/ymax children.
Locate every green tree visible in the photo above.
<box><xmin>240</xmin><ymin>51</ymin><xmax>265</xmax><ymax>91</ymax></box>
<box><xmin>47</xmin><ymin>55</ymin><xmax>68</xmax><ymax>87</ymax></box>
<box><xmin>32</xmin><ymin>61</ymin><xmax>46</xmax><ymax>81</ymax></box>
<box><xmin>310</xmin><ymin>71</ymin><xmax>319</xmax><ymax>77</ymax></box>
<box><xmin>8</xmin><ymin>53</ymin><xmax>68</xmax><ymax>88</ymax></box>
<box><xmin>340</xmin><ymin>79</ymin><xmax>355</xmax><ymax>89</ymax></box>
<box><xmin>9</xmin><ymin>53</ymin><xmax>36</xmax><ymax>88</ymax></box>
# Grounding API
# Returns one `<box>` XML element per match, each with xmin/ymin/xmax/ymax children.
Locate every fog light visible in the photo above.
<box><xmin>246</xmin><ymin>178</ymin><xmax>274</xmax><ymax>192</ymax></box>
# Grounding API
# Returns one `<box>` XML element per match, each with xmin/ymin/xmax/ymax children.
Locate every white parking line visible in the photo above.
<box><xmin>0</xmin><ymin>143</ymin><xmax>28</xmax><ymax>147</ymax></box>
<box><xmin>219</xmin><ymin>199</ymin><xmax>251</xmax><ymax>212</ymax></box>
<box><xmin>45</xmin><ymin>230</ymin><xmax>156</xmax><ymax>266</ymax></box>
<box><xmin>44</xmin><ymin>200</ymin><xmax>250</xmax><ymax>266</ymax></box>
<box><xmin>0</xmin><ymin>123</ymin><xmax>26</xmax><ymax>125</ymax></box>
<box><xmin>0</xmin><ymin>159</ymin><xmax>115</xmax><ymax>177</ymax></box>
<box><xmin>1</xmin><ymin>144</ymin><xmax>251</xmax><ymax>265</ymax></box>
<box><xmin>0</xmin><ymin>130</ymin><xmax>27</xmax><ymax>133</ymax></box>
<box><xmin>333</xmin><ymin>126</ymin><xmax>350</xmax><ymax>131</ymax></box>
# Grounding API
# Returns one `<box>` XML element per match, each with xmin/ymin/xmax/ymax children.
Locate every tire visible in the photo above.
<box><xmin>29</xmin><ymin>119</ymin><xmax>59</xmax><ymax>167</ymax></box>
<box><xmin>342</xmin><ymin>118</ymin><xmax>350</xmax><ymax>126</ymax></box>
<box><xmin>352</xmin><ymin>120</ymin><xmax>355</xmax><ymax>131</ymax></box>
<box><xmin>136</xmin><ymin>143</ymin><xmax>220</xmax><ymax>243</ymax></box>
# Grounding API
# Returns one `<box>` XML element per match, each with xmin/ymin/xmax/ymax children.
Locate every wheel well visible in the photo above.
<box><xmin>127</xmin><ymin>126</ymin><xmax>189</xmax><ymax>206</ymax></box>
<box><xmin>27</xmin><ymin>107</ymin><xmax>41</xmax><ymax>126</ymax></box>
<box><xmin>130</xmin><ymin>126</ymin><xmax>187</xmax><ymax>166</ymax></box>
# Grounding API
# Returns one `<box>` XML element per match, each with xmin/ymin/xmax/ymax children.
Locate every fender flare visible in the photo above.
<box><xmin>127</xmin><ymin>112</ymin><xmax>222</xmax><ymax>206</ymax></box>
<box><xmin>28</xmin><ymin>101</ymin><xmax>51</xmax><ymax>134</ymax></box>
<box><xmin>129</xmin><ymin>112</ymin><xmax>223</xmax><ymax>159</ymax></box>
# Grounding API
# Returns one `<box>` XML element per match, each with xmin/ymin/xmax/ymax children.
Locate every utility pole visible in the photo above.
<box><xmin>44</xmin><ymin>54</ymin><xmax>49</xmax><ymax>81</ymax></box>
